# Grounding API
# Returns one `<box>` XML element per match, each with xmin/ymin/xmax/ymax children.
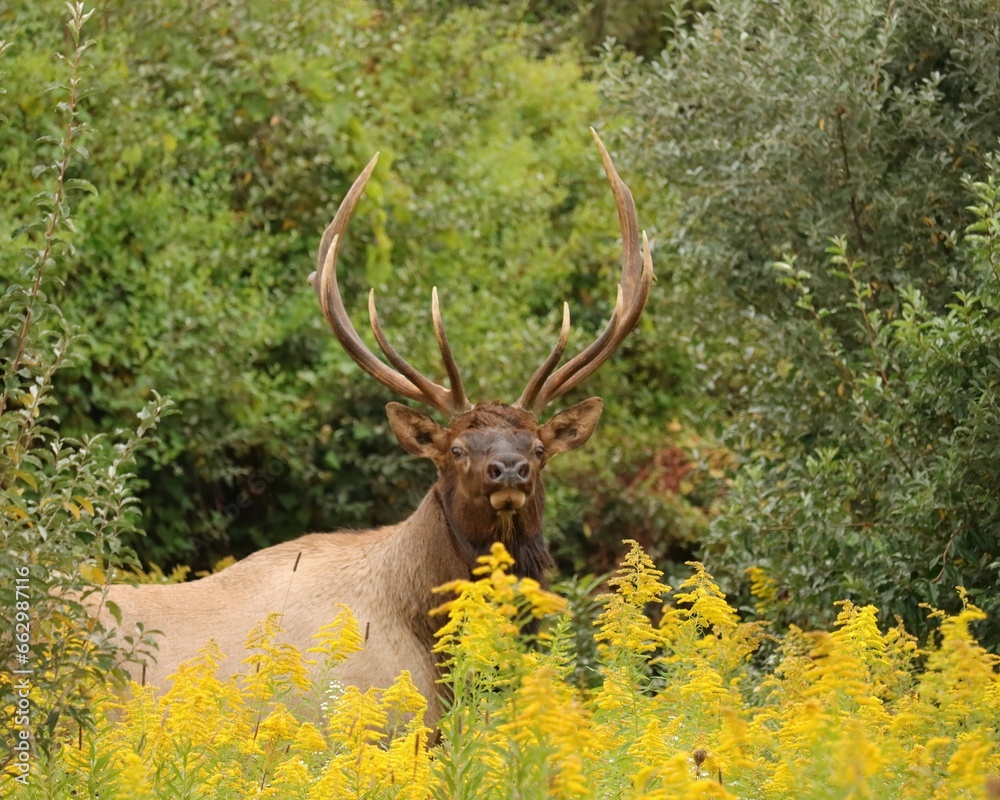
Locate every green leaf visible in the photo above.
<box><xmin>63</xmin><ymin>178</ymin><xmax>98</xmax><ymax>195</ymax></box>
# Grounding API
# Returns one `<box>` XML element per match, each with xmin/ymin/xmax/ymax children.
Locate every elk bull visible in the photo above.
<box><xmin>93</xmin><ymin>129</ymin><xmax>653</xmax><ymax>725</ymax></box>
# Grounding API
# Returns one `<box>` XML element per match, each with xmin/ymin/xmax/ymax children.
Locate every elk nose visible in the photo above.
<box><xmin>486</xmin><ymin>454</ymin><xmax>530</xmax><ymax>487</ymax></box>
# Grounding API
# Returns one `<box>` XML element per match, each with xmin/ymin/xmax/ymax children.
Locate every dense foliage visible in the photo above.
<box><xmin>604</xmin><ymin>0</ymin><xmax>1000</xmax><ymax>646</ymax></box>
<box><xmin>710</xmin><ymin>203</ymin><xmax>1000</xmax><ymax>647</ymax></box>
<box><xmin>0</xmin><ymin>4</ymin><xmax>172</xmax><ymax>750</ymax></box>
<box><xmin>1</xmin><ymin>0</ymin><xmax>705</xmax><ymax>576</ymax></box>
<box><xmin>7</xmin><ymin>543</ymin><xmax>999</xmax><ymax>798</ymax></box>
<box><xmin>606</xmin><ymin>0</ymin><xmax>1000</xmax><ymax>314</ymax></box>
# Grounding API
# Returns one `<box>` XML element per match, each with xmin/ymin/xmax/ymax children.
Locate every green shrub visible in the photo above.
<box><xmin>605</xmin><ymin>0</ymin><xmax>1000</xmax><ymax>315</ymax></box>
<box><xmin>605</xmin><ymin>0</ymin><xmax>1000</xmax><ymax>647</ymax></box>
<box><xmin>0</xmin><ymin>4</ymin><xmax>172</xmax><ymax>753</ymax></box>
<box><xmin>708</xmin><ymin>181</ymin><xmax>1000</xmax><ymax>647</ymax></box>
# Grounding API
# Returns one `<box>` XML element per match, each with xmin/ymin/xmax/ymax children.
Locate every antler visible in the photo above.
<box><xmin>514</xmin><ymin>129</ymin><xmax>654</xmax><ymax>416</ymax></box>
<box><xmin>309</xmin><ymin>154</ymin><xmax>472</xmax><ymax>418</ymax></box>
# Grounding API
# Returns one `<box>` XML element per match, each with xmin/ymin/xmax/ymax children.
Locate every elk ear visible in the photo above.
<box><xmin>386</xmin><ymin>402</ymin><xmax>447</xmax><ymax>459</ymax></box>
<box><xmin>538</xmin><ymin>397</ymin><xmax>604</xmax><ymax>457</ymax></box>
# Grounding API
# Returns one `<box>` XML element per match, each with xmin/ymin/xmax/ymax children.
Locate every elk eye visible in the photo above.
<box><xmin>451</xmin><ymin>446</ymin><xmax>464</xmax><ymax>458</ymax></box>
<box><xmin>534</xmin><ymin>445</ymin><xmax>545</xmax><ymax>457</ymax></box>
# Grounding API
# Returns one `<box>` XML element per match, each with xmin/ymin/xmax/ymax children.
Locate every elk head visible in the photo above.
<box><xmin>308</xmin><ymin>129</ymin><xmax>653</xmax><ymax>574</ymax></box>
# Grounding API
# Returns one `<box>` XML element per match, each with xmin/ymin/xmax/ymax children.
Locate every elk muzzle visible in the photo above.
<box><xmin>486</xmin><ymin>453</ymin><xmax>530</xmax><ymax>510</ymax></box>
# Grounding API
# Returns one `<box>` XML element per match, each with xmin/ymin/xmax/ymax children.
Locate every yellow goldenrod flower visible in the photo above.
<box><xmin>596</xmin><ymin>539</ymin><xmax>669</xmax><ymax>658</ymax></box>
<box><xmin>673</xmin><ymin>562</ymin><xmax>740</xmax><ymax>633</ymax></box>
<box><xmin>260</xmin><ymin>756</ymin><xmax>312</xmax><ymax>799</ymax></box>
<box><xmin>307</xmin><ymin>603</ymin><xmax>365</xmax><ymax>667</ymax></box>
<box><xmin>746</xmin><ymin>565</ymin><xmax>780</xmax><ymax>617</ymax></box>
<box><xmin>242</xmin><ymin>612</ymin><xmax>312</xmax><ymax>702</ymax></box>
<box><xmin>27</xmin><ymin>541</ymin><xmax>1000</xmax><ymax>800</ymax></box>
<box><xmin>293</xmin><ymin>720</ymin><xmax>329</xmax><ymax>753</ymax></box>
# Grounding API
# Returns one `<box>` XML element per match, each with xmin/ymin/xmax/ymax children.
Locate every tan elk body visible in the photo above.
<box><xmin>93</xmin><ymin>130</ymin><xmax>653</xmax><ymax>725</ymax></box>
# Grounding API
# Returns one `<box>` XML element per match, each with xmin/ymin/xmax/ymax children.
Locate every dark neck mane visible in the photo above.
<box><xmin>432</xmin><ymin>484</ymin><xmax>554</xmax><ymax>586</ymax></box>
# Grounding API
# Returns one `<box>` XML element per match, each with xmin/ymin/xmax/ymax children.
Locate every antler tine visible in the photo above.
<box><xmin>366</xmin><ymin>290</ymin><xmax>453</xmax><ymax>414</ymax></box>
<box><xmin>432</xmin><ymin>288</ymin><xmax>472</xmax><ymax>413</ymax></box>
<box><xmin>538</xmin><ymin>235</ymin><xmax>652</xmax><ymax>406</ymax></box>
<box><xmin>515</xmin><ymin>129</ymin><xmax>654</xmax><ymax>416</ymax></box>
<box><xmin>311</xmin><ymin>154</ymin><xmax>469</xmax><ymax>418</ymax></box>
<box><xmin>514</xmin><ymin>302</ymin><xmax>571</xmax><ymax>411</ymax></box>
<box><xmin>316</xmin><ymin>234</ymin><xmax>432</xmax><ymax>408</ymax></box>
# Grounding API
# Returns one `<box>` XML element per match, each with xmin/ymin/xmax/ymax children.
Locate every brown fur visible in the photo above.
<box><xmin>92</xmin><ymin>398</ymin><xmax>603</xmax><ymax>726</ymax></box>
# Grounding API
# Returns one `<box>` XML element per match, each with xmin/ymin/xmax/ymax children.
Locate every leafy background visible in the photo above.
<box><xmin>2</xmin><ymin>0</ymin><xmax>706</xmax><ymax>577</ymax></box>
